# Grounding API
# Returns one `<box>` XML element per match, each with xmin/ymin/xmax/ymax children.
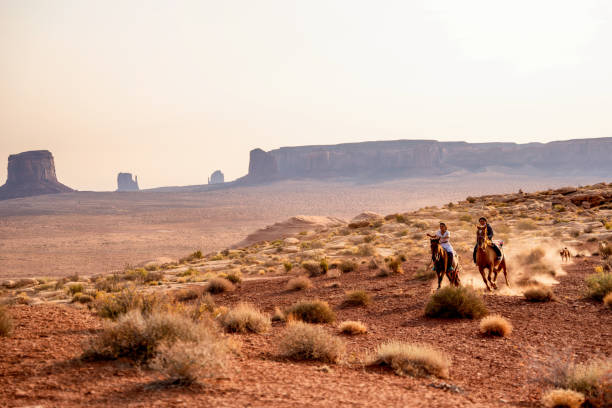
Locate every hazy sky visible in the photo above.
<box><xmin>1</xmin><ymin>1</ymin><xmax>611</xmax><ymax>190</ymax></box>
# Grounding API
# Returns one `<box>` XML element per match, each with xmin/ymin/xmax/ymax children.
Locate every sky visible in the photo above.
<box><xmin>0</xmin><ymin>0</ymin><xmax>611</xmax><ymax>191</ymax></box>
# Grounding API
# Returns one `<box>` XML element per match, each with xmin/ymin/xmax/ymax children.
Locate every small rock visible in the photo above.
<box><xmin>14</xmin><ymin>389</ymin><xmax>28</xmax><ymax>398</ymax></box>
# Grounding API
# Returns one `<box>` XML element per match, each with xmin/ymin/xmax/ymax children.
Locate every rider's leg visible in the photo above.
<box><xmin>493</xmin><ymin>244</ymin><xmax>502</xmax><ymax>260</ymax></box>
<box><xmin>473</xmin><ymin>245</ymin><xmax>477</xmax><ymax>263</ymax></box>
<box><xmin>447</xmin><ymin>250</ymin><xmax>454</xmax><ymax>271</ymax></box>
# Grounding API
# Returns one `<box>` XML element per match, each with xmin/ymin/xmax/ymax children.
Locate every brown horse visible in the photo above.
<box><xmin>430</xmin><ymin>237</ymin><xmax>460</xmax><ymax>289</ymax></box>
<box><xmin>475</xmin><ymin>225</ymin><xmax>509</xmax><ymax>291</ymax></box>
<box><xmin>559</xmin><ymin>247</ymin><xmax>571</xmax><ymax>262</ymax></box>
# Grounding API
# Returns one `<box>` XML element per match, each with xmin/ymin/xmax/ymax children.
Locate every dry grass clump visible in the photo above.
<box><xmin>150</xmin><ymin>337</ymin><xmax>230</xmax><ymax>385</ymax></box>
<box><xmin>174</xmin><ymin>286</ymin><xmax>203</xmax><ymax>302</ymax></box>
<box><xmin>541</xmin><ymin>389</ymin><xmax>585</xmax><ymax>408</ymax></box>
<box><xmin>284</xmin><ymin>299</ymin><xmax>335</xmax><ymax>323</ymax></box>
<box><xmin>517</xmin><ymin>220</ymin><xmax>538</xmax><ymax>230</ymax></box>
<box><xmin>224</xmin><ymin>270</ymin><xmax>242</xmax><ymax>284</ymax></box>
<box><xmin>603</xmin><ymin>292</ymin><xmax>612</xmax><ymax>309</ymax></box>
<box><xmin>479</xmin><ymin>314</ymin><xmax>512</xmax><ymax>337</ymax></box>
<box><xmin>83</xmin><ymin>310</ymin><xmax>210</xmax><ymax>362</ymax></box>
<box><xmin>357</xmin><ymin>243</ymin><xmax>375</xmax><ymax>256</ymax></box>
<box><xmin>67</xmin><ymin>283</ymin><xmax>84</xmax><ymax>295</ymax></box>
<box><xmin>387</xmin><ymin>257</ymin><xmax>403</xmax><ymax>274</ymax></box>
<box><xmin>368</xmin><ymin>341</ymin><xmax>450</xmax><ymax>379</ymax></box>
<box><xmin>339</xmin><ymin>259</ymin><xmax>357</xmax><ymax>273</ymax></box>
<box><xmin>585</xmin><ymin>272</ymin><xmax>612</xmax><ymax>301</ymax></box>
<box><xmin>541</xmin><ymin>358</ymin><xmax>612</xmax><ymax>407</ymax></box>
<box><xmin>302</xmin><ymin>260</ymin><xmax>324</xmax><ymax>277</ymax></box>
<box><xmin>271</xmin><ymin>307</ymin><xmax>285</xmax><ymax>322</ymax></box>
<box><xmin>205</xmin><ymin>277</ymin><xmax>235</xmax><ymax>294</ymax></box>
<box><xmin>343</xmin><ymin>290</ymin><xmax>371</xmax><ymax>307</ymax></box>
<box><xmin>338</xmin><ymin>320</ymin><xmax>367</xmax><ymax>335</ymax></box>
<box><xmin>279</xmin><ymin>321</ymin><xmax>344</xmax><ymax>363</ymax></box>
<box><xmin>72</xmin><ymin>293</ymin><xmax>94</xmax><ymax>304</ymax></box>
<box><xmin>413</xmin><ymin>267</ymin><xmax>436</xmax><ymax>281</ymax></box>
<box><xmin>523</xmin><ymin>286</ymin><xmax>554</xmax><ymax>302</ymax></box>
<box><xmin>220</xmin><ymin>303</ymin><xmax>270</xmax><ymax>334</ymax></box>
<box><xmin>0</xmin><ymin>305</ymin><xmax>13</xmax><ymax>337</ymax></box>
<box><xmin>424</xmin><ymin>286</ymin><xmax>488</xmax><ymax>319</ymax></box>
<box><xmin>94</xmin><ymin>288</ymin><xmax>164</xmax><ymax>320</ymax></box>
<box><xmin>376</xmin><ymin>267</ymin><xmax>392</xmax><ymax>277</ymax></box>
<box><xmin>286</xmin><ymin>276</ymin><xmax>312</xmax><ymax>291</ymax></box>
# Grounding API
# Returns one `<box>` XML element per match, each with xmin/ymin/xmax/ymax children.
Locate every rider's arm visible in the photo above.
<box><xmin>487</xmin><ymin>224</ymin><xmax>494</xmax><ymax>239</ymax></box>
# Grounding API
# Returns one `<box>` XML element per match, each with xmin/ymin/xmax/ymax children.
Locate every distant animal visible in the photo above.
<box><xmin>429</xmin><ymin>237</ymin><xmax>460</xmax><ymax>289</ymax></box>
<box><xmin>559</xmin><ymin>247</ymin><xmax>571</xmax><ymax>262</ymax></box>
<box><xmin>475</xmin><ymin>225</ymin><xmax>509</xmax><ymax>291</ymax></box>
<box><xmin>599</xmin><ymin>241</ymin><xmax>611</xmax><ymax>259</ymax></box>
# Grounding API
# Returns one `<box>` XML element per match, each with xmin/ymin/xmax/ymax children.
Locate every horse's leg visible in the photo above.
<box><xmin>488</xmin><ymin>263</ymin><xmax>498</xmax><ymax>290</ymax></box>
<box><xmin>500</xmin><ymin>258</ymin><xmax>509</xmax><ymax>287</ymax></box>
<box><xmin>478</xmin><ymin>266</ymin><xmax>491</xmax><ymax>291</ymax></box>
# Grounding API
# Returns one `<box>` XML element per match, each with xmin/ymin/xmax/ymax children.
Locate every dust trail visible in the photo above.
<box><xmin>430</xmin><ymin>238</ymin><xmax>575</xmax><ymax>295</ymax></box>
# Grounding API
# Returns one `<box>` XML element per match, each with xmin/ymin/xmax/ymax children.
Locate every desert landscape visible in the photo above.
<box><xmin>1</xmin><ymin>181</ymin><xmax>611</xmax><ymax>407</ymax></box>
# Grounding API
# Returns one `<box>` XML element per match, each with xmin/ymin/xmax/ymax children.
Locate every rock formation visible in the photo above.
<box><xmin>117</xmin><ymin>173</ymin><xmax>139</xmax><ymax>191</ymax></box>
<box><xmin>240</xmin><ymin>138</ymin><xmax>612</xmax><ymax>183</ymax></box>
<box><xmin>0</xmin><ymin>150</ymin><xmax>73</xmax><ymax>200</ymax></box>
<box><xmin>208</xmin><ymin>170</ymin><xmax>224</xmax><ymax>184</ymax></box>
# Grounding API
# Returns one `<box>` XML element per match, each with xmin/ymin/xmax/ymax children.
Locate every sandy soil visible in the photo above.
<box><xmin>0</xmin><ymin>175</ymin><xmax>599</xmax><ymax>279</ymax></box>
<box><xmin>1</xmin><ymin>249</ymin><xmax>609</xmax><ymax>407</ymax></box>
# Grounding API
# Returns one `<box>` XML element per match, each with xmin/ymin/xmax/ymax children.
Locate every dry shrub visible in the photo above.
<box><xmin>205</xmin><ymin>277</ymin><xmax>235</xmax><ymax>294</ymax></box>
<box><xmin>524</xmin><ymin>286</ymin><xmax>554</xmax><ymax>302</ymax></box>
<box><xmin>424</xmin><ymin>286</ymin><xmax>488</xmax><ymax>319</ymax></box>
<box><xmin>279</xmin><ymin>321</ymin><xmax>344</xmax><ymax>363</ymax></box>
<box><xmin>387</xmin><ymin>257</ymin><xmax>403</xmax><ymax>274</ymax></box>
<box><xmin>369</xmin><ymin>341</ymin><xmax>450</xmax><ymax>379</ymax></box>
<box><xmin>585</xmin><ymin>272</ymin><xmax>612</xmax><ymax>301</ymax></box>
<box><xmin>68</xmin><ymin>283</ymin><xmax>83</xmax><ymax>295</ymax></box>
<box><xmin>72</xmin><ymin>293</ymin><xmax>94</xmax><ymax>304</ymax></box>
<box><xmin>284</xmin><ymin>299</ymin><xmax>335</xmax><ymax>323</ymax></box>
<box><xmin>604</xmin><ymin>292</ymin><xmax>612</xmax><ymax>309</ymax></box>
<box><xmin>338</xmin><ymin>320</ymin><xmax>367</xmax><ymax>335</ymax></box>
<box><xmin>286</xmin><ymin>276</ymin><xmax>312</xmax><ymax>291</ymax></box>
<box><xmin>339</xmin><ymin>259</ymin><xmax>357</xmax><ymax>273</ymax></box>
<box><xmin>357</xmin><ymin>244</ymin><xmax>375</xmax><ymax>256</ymax></box>
<box><xmin>343</xmin><ymin>290</ymin><xmax>371</xmax><ymax>307</ymax></box>
<box><xmin>220</xmin><ymin>303</ymin><xmax>270</xmax><ymax>334</ymax></box>
<box><xmin>479</xmin><ymin>314</ymin><xmax>512</xmax><ymax>337</ymax></box>
<box><xmin>83</xmin><ymin>310</ymin><xmax>211</xmax><ymax>362</ymax></box>
<box><xmin>376</xmin><ymin>267</ymin><xmax>392</xmax><ymax>277</ymax></box>
<box><xmin>150</xmin><ymin>337</ymin><xmax>230</xmax><ymax>385</ymax></box>
<box><xmin>368</xmin><ymin>258</ymin><xmax>379</xmax><ymax>270</ymax></box>
<box><xmin>541</xmin><ymin>389</ymin><xmax>585</xmax><ymax>408</ymax></box>
<box><xmin>0</xmin><ymin>305</ymin><xmax>13</xmax><ymax>337</ymax></box>
<box><xmin>414</xmin><ymin>267</ymin><xmax>436</xmax><ymax>281</ymax></box>
<box><xmin>225</xmin><ymin>270</ymin><xmax>242</xmax><ymax>284</ymax></box>
<box><xmin>541</xmin><ymin>358</ymin><xmax>612</xmax><ymax>407</ymax></box>
<box><xmin>174</xmin><ymin>286</ymin><xmax>203</xmax><ymax>302</ymax></box>
<box><xmin>94</xmin><ymin>288</ymin><xmax>164</xmax><ymax>320</ymax></box>
<box><xmin>302</xmin><ymin>261</ymin><xmax>324</xmax><ymax>277</ymax></box>
<box><xmin>271</xmin><ymin>307</ymin><xmax>285</xmax><ymax>322</ymax></box>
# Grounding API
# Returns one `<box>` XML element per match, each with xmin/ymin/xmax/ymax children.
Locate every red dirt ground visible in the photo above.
<box><xmin>1</xmin><ymin>255</ymin><xmax>610</xmax><ymax>407</ymax></box>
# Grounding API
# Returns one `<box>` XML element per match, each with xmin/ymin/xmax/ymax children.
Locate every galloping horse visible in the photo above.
<box><xmin>430</xmin><ymin>237</ymin><xmax>460</xmax><ymax>289</ymax></box>
<box><xmin>559</xmin><ymin>247</ymin><xmax>571</xmax><ymax>263</ymax></box>
<box><xmin>475</xmin><ymin>225</ymin><xmax>509</xmax><ymax>291</ymax></box>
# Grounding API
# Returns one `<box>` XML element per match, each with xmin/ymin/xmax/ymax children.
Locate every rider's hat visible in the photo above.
<box><xmin>439</xmin><ymin>221</ymin><xmax>446</xmax><ymax>227</ymax></box>
<box><xmin>478</xmin><ymin>217</ymin><xmax>487</xmax><ymax>222</ymax></box>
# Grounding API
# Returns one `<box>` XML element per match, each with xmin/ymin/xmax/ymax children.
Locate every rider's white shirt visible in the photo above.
<box><xmin>435</xmin><ymin>230</ymin><xmax>455</xmax><ymax>254</ymax></box>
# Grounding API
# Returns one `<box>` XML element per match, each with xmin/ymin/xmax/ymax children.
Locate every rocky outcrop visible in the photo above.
<box><xmin>208</xmin><ymin>170</ymin><xmax>224</xmax><ymax>184</ymax></box>
<box><xmin>117</xmin><ymin>173</ymin><xmax>139</xmax><ymax>191</ymax></box>
<box><xmin>241</xmin><ymin>138</ymin><xmax>612</xmax><ymax>183</ymax></box>
<box><xmin>0</xmin><ymin>150</ymin><xmax>73</xmax><ymax>200</ymax></box>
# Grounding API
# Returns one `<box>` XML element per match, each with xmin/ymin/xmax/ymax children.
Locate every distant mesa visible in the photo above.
<box><xmin>117</xmin><ymin>172</ymin><xmax>139</xmax><ymax>191</ymax></box>
<box><xmin>208</xmin><ymin>170</ymin><xmax>224</xmax><ymax>184</ymax></box>
<box><xmin>240</xmin><ymin>138</ymin><xmax>612</xmax><ymax>183</ymax></box>
<box><xmin>0</xmin><ymin>150</ymin><xmax>73</xmax><ymax>200</ymax></box>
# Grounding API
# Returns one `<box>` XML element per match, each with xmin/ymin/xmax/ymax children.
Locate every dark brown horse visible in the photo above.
<box><xmin>475</xmin><ymin>225</ymin><xmax>508</xmax><ymax>291</ymax></box>
<box><xmin>430</xmin><ymin>237</ymin><xmax>460</xmax><ymax>289</ymax></box>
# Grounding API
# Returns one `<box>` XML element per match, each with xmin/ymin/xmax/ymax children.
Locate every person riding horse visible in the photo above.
<box><xmin>473</xmin><ymin>217</ymin><xmax>502</xmax><ymax>263</ymax></box>
<box><xmin>427</xmin><ymin>222</ymin><xmax>455</xmax><ymax>271</ymax></box>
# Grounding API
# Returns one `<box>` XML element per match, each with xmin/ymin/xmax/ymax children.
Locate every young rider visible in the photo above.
<box><xmin>473</xmin><ymin>216</ymin><xmax>502</xmax><ymax>263</ymax></box>
<box><xmin>428</xmin><ymin>222</ymin><xmax>455</xmax><ymax>271</ymax></box>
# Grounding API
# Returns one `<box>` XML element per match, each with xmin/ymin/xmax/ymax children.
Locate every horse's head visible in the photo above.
<box><xmin>476</xmin><ymin>225</ymin><xmax>488</xmax><ymax>249</ymax></box>
<box><xmin>430</xmin><ymin>237</ymin><xmax>441</xmax><ymax>253</ymax></box>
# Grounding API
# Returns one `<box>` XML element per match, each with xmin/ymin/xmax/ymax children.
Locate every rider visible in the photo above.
<box><xmin>428</xmin><ymin>222</ymin><xmax>455</xmax><ymax>271</ymax></box>
<box><xmin>473</xmin><ymin>217</ymin><xmax>502</xmax><ymax>263</ymax></box>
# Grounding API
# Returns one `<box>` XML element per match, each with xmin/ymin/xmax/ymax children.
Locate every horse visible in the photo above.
<box><xmin>429</xmin><ymin>237</ymin><xmax>460</xmax><ymax>289</ymax></box>
<box><xmin>559</xmin><ymin>247</ymin><xmax>571</xmax><ymax>262</ymax></box>
<box><xmin>475</xmin><ymin>225</ymin><xmax>509</xmax><ymax>291</ymax></box>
